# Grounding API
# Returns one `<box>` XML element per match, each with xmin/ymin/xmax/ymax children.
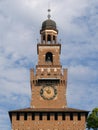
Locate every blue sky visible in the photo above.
<box><xmin>0</xmin><ymin>0</ymin><xmax>98</xmax><ymax>129</ymax></box>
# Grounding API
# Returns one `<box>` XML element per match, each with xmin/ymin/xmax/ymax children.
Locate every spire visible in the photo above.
<box><xmin>40</xmin><ymin>8</ymin><xmax>58</xmax><ymax>33</ymax></box>
<box><xmin>47</xmin><ymin>8</ymin><xmax>51</xmax><ymax>19</ymax></box>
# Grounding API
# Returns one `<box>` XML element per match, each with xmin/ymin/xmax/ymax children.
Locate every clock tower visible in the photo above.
<box><xmin>9</xmin><ymin>10</ymin><xmax>88</xmax><ymax>130</ymax></box>
<box><xmin>30</xmin><ymin>12</ymin><xmax>67</xmax><ymax>109</ymax></box>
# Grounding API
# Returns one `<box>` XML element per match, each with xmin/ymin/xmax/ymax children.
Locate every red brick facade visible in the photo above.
<box><xmin>9</xmin><ymin>15</ymin><xmax>88</xmax><ymax>130</ymax></box>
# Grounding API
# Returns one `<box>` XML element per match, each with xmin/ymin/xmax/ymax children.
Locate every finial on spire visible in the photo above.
<box><xmin>47</xmin><ymin>8</ymin><xmax>51</xmax><ymax>19</ymax></box>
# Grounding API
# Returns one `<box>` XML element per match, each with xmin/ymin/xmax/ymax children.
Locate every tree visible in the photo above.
<box><xmin>86</xmin><ymin>108</ymin><xmax>98</xmax><ymax>130</ymax></box>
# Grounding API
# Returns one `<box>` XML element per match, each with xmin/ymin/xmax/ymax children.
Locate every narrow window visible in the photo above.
<box><xmin>70</xmin><ymin>113</ymin><xmax>73</xmax><ymax>120</ymax></box>
<box><xmin>32</xmin><ymin>113</ymin><xmax>35</xmax><ymax>120</ymax></box>
<box><xmin>24</xmin><ymin>113</ymin><xmax>27</xmax><ymax>120</ymax></box>
<box><xmin>78</xmin><ymin>113</ymin><xmax>81</xmax><ymax>120</ymax></box>
<box><xmin>55</xmin><ymin>113</ymin><xmax>58</xmax><ymax>120</ymax></box>
<box><xmin>45</xmin><ymin>52</ymin><xmax>53</xmax><ymax>62</ymax></box>
<box><xmin>16</xmin><ymin>113</ymin><xmax>20</xmax><ymax>120</ymax></box>
<box><xmin>47</xmin><ymin>34</ymin><xmax>51</xmax><ymax>42</ymax></box>
<box><xmin>39</xmin><ymin>113</ymin><xmax>43</xmax><ymax>120</ymax></box>
<box><xmin>53</xmin><ymin>35</ymin><xmax>56</xmax><ymax>43</ymax></box>
<box><xmin>43</xmin><ymin>35</ymin><xmax>45</xmax><ymax>44</ymax></box>
<box><xmin>47</xmin><ymin>113</ymin><xmax>50</xmax><ymax>120</ymax></box>
<box><xmin>62</xmin><ymin>113</ymin><xmax>65</xmax><ymax>120</ymax></box>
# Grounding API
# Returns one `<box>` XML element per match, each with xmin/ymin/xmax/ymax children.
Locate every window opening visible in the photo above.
<box><xmin>70</xmin><ymin>113</ymin><xmax>73</xmax><ymax>120</ymax></box>
<box><xmin>42</xmin><ymin>35</ymin><xmax>45</xmax><ymax>44</ymax></box>
<box><xmin>24</xmin><ymin>113</ymin><xmax>27</xmax><ymax>120</ymax></box>
<box><xmin>47</xmin><ymin>113</ymin><xmax>50</xmax><ymax>120</ymax></box>
<box><xmin>53</xmin><ymin>35</ymin><xmax>56</xmax><ymax>44</ymax></box>
<box><xmin>16</xmin><ymin>113</ymin><xmax>20</xmax><ymax>120</ymax></box>
<box><xmin>47</xmin><ymin>35</ymin><xmax>51</xmax><ymax>43</ymax></box>
<box><xmin>32</xmin><ymin>113</ymin><xmax>35</xmax><ymax>120</ymax></box>
<box><xmin>78</xmin><ymin>113</ymin><xmax>81</xmax><ymax>120</ymax></box>
<box><xmin>55</xmin><ymin>113</ymin><xmax>58</xmax><ymax>120</ymax></box>
<box><xmin>45</xmin><ymin>52</ymin><xmax>53</xmax><ymax>62</ymax></box>
<box><xmin>62</xmin><ymin>113</ymin><xmax>65</xmax><ymax>120</ymax></box>
<box><xmin>39</xmin><ymin>113</ymin><xmax>43</xmax><ymax>120</ymax></box>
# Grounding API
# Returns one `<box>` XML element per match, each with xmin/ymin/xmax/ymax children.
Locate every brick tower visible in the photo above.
<box><xmin>9</xmin><ymin>10</ymin><xmax>88</xmax><ymax>130</ymax></box>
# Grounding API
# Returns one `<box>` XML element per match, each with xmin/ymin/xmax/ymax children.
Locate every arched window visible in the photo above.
<box><xmin>45</xmin><ymin>52</ymin><xmax>53</xmax><ymax>62</ymax></box>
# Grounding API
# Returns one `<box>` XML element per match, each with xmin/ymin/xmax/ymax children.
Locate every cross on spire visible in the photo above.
<box><xmin>47</xmin><ymin>9</ymin><xmax>51</xmax><ymax>19</ymax></box>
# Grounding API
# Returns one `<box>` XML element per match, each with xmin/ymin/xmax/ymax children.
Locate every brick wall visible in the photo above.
<box><xmin>30</xmin><ymin>69</ymin><xmax>67</xmax><ymax>108</ymax></box>
<box><xmin>11</xmin><ymin>112</ymin><xmax>86</xmax><ymax>130</ymax></box>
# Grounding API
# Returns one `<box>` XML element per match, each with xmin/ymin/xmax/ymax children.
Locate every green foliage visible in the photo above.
<box><xmin>86</xmin><ymin>108</ymin><xmax>98</xmax><ymax>129</ymax></box>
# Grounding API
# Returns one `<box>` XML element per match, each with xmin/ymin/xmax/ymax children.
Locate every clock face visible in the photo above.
<box><xmin>40</xmin><ymin>86</ymin><xmax>57</xmax><ymax>100</ymax></box>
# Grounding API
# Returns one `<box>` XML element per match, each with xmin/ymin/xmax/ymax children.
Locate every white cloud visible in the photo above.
<box><xmin>67</xmin><ymin>64</ymin><xmax>98</xmax><ymax>110</ymax></box>
<box><xmin>67</xmin><ymin>83</ymin><xmax>98</xmax><ymax>111</ymax></box>
<box><xmin>68</xmin><ymin>65</ymin><xmax>98</xmax><ymax>82</ymax></box>
<box><xmin>0</xmin><ymin>67</ymin><xmax>31</xmax><ymax>95</ymax></box>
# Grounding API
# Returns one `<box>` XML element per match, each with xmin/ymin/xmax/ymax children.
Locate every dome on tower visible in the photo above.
<box><xmin>41</xmin><ymin>19</ymin><xmax>57</xmax><ymax>31</ymax></box>
<box><xmin>40</xmin><ymin>9</ymin><xmax>58</xmax><ymax>33</ymax></box>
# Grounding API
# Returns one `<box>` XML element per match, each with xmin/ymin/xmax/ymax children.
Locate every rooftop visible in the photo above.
<box><xmin>9</xmin><ymin>107</ymin><xmax>89</xmax><ymax>113</ymax></box>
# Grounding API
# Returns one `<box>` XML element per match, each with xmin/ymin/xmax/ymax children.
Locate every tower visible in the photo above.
<box><xmin>9</xmin><ymin>10</ymin><xmax>88</xmax><ymax>130</ymax></box>
<box><xmin>30</xmin><ymin>10</ymin><xmax>67</xmax><ymax>109</ymax></box>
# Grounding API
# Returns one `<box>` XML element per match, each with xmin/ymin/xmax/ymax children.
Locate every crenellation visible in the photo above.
<box><xmin>10</xmin><ymin>113</ymin><xmax>87</xmax><ymax>130</ymax></box>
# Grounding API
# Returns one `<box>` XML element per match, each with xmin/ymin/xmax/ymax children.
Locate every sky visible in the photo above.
<box><xmin>0</xmin><ymin>0</ymin><xmax>98</xmax><ymax>129</ymax></box>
